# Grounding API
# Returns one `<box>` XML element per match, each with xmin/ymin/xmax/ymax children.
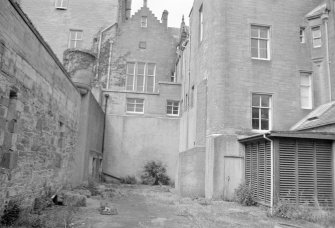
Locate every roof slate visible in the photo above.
<box><xmin>291</xmin><ymin>102</ymin><xmax>335</xmax><ymax>131</ymax></box>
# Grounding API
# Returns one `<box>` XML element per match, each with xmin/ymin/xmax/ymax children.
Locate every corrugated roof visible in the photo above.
<box><xmin>291</xmin><ymin>101</ymin><xmax>335</xmax><ymax>131</ymax></box>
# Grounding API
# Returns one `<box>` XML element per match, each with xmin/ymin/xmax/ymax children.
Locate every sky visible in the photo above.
<box><xmin>131</xmin><ymin>0</ymin><xmax>194</xmax><ymax>28</ymax></box>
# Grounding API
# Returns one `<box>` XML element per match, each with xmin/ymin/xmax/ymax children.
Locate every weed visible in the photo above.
<box><xmin>270</xmin><ymin>197</ymin><xmax>335</xmax><ymax>227</ymax></box>
<box><xmin>234</xmin><ymin>183</ymin><xmax>257</xmax><ymax>206</ymax></box>
<box><xmin>141</xmin><ymin>161</ymin><xmax>170</xmax><ymax>185</ymax></box>
<box><xmin>87</xmin><ymin>178</ymin><xmax>100</xmax><ymax>196</ymax></box>
<box><xmin>120</xmin><ymin>175</ymin><xmax>137</xmax><ymax>184</ymax></box>
<box><xmin>0</xmin><ymin>199</ymin><xmax>21</xmax><ymax>226</ymax></box>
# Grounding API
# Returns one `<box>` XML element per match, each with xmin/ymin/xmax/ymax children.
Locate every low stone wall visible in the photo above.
<box><xmin>178</xmin><ymin>147</ymin><xmax>206</xmax><ymax>197</ymax></box>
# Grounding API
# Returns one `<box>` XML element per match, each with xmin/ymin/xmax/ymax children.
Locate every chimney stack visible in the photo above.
<box><xmin>125</xmin><ymin>0</ymin><xmax>132</xmax><ymax>20</ymax></box>
<box><xmin>161</xmin><ymin>10</ymin><xmax>168</xmax><ymax>27</ymax></box>
<box><xmin>143</xmin><ymin>0</ymin><xmax>147</xmax><ymax>7</ymax></box>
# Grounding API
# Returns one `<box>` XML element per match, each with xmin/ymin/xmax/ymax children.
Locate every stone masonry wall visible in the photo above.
<box><xmin>0</xmin><ymin>0</ymin><xmax>81</xmax><ymax>210</ymax></box>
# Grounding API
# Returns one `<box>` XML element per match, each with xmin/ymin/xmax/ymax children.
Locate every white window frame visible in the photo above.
<box><xmin>251</xmin><ymin>25</ymin><xmax>270</xmax><ymax>60</ymax></box>
<box><xmin>55</xmin><ymin>0</ymin><xmax>69</xmax><ymax>9</ymax></box>
<box><xmin>141</xmin><ymin>16</ymin><xmax>148</xmax><ymax>28</ymax></box>
<box><xmin>68</xmin><ymin>30</ymin><xmax>83</xmax><ymax>49</ymax></box>
<box><xmin>126</xmin><ymin>98</ymin><xmax>144</xmax><ymax>114</ymax></box>
<box><xmin>146</xmin><ymin>63</ymin><xmax>156</xmax><ymax>93</ymax></box>
<box><xmin>126</xmin><ymin>62</ymin><xmax>136</xmax><ymax>91</ymax></box>
<box><xmin>300</xmin><ymin>27</ymin><xmax>306</xmax><ymax>44</ymax></box>
<box><xmin>251</xmin><ymin>94</ymin><xmax>272</xmax><ymax>131</ymax></box>
<box><xmin>136</xmin><ymin>62</ymin><xmax>146</xmax><ymax>92</ymax></box>
<box><xmin>199</xmin><ymin>4</ymin><xmax>203</xmax><ymax>42</ymax></box>
<box><xmin>300</xmin><ymin>72</ymin><xmax>313</xmax><ymax>109</ymax></box>
<box><xmin>167</xmin><ymin>100</ymin><xmax>180</xmax><ymax>116</ymax></box>
<box><xmin>312</xmin><ymin>26</ymin><xmax>322</xmax><ymax>48</ymax></box>
<box><xmin>125</xmin><ymin>62</ymin><xmax>156</xmax><ymax>93</ymax></box>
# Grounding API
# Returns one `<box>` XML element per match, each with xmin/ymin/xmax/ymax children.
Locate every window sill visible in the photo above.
<box><xmin>251</xmin><ymin>57</ymin><xmax>271</xmax><ymax>61</ymax></box>
<box><xmin>251</xmin><ymin>129</ymin><xmax>271</xmax><ymax>134</ymax></box>
<box><xmin>167</xmin><ymin>114</ymin><xmax>179</xmax><ymax>117</ymax></box>
<box><xmin>126</xmin><ymin>112</ymin><xmax>144</xmax><ymax>115</ymax></box>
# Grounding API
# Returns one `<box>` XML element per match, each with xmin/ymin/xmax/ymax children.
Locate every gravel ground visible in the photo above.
<box><xmin>70</xmin><ymin>184</ymin><xmax>324</xmax><ymax>228</ymax></box>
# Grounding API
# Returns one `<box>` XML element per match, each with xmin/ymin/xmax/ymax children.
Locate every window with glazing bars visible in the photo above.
<box><xmin>126</xmin><ymin>62</ymin><xmax>156</xmax><ymax>93</ymax></box>
<box><xmin>167</xmin><ymin>101</ymin><xmax>179</xmax><ymax>116</ymax></box>
<box><xmin>68</xmin><ymin>30</ymin><xmax>83</xmax><ymax>48</ymax></box>
<box><xmin>126</xmin><ymin>98</ymin><xmax>144</xmax><ymax>113</ymax></box>
<box><xmin>252</xmin><ymin>94</ymin><xmax>271</xmax><ymax>130</ymax></box>
<box><xmin>251</xmin><ymin>25</ymin><xmax>270</xmax><ymax>60</ymax></box>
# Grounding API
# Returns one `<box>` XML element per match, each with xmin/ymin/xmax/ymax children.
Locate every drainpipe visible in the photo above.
<box><xmin>101</xmin><ymin>93</ymin><xmax>109</xmax><ymax>156</ymax></box>
<box><xmin>106</xmin><ymin>40</ymin><xmax>114</xmax><ymax>90</ymax></box>
<box><xmin>322</xmin><ymin>12</ymin><xmax>332</xmax><ymax>101</ymax></box>
<box><xmin>95</xmin><ymin>24</ymin><xmax>117</xmax><ymax>79</ymax></box>
<box><xmin>263</xmin><ymin>134</ymin><xmax>274</xmax><ymax>213</ymax></box>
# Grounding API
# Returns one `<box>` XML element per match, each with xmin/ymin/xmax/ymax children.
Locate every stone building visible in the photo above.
<box><xmin>99</xmin><ymin>1</ymin><xmax>181</xmax><ymax>181</ymax></box>
<box><xmin>0</xmin><ymin>0</ymin><xmax>104</xmax><ymax>211</ymax></box>
<box><xmin>176</xmin><ymin>0</ymin><xmax>335</xmax><ymax>208</ymax></box>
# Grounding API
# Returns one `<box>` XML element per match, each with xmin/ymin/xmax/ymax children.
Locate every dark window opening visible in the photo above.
<box><xmin>9</xmin><ymin>90</ymin><xmax>18</xmax><ymax>99</ymax></box>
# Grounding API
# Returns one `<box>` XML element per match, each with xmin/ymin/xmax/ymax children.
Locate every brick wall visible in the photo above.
<box><xmin>0</xmin><ymin>0</ymin><xmax>81</xmax><ymax>209</ymax></box>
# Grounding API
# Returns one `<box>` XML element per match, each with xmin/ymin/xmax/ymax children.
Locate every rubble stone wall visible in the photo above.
<box><xmin>0</xmin><ymin>0</ymin><xmax>81</xmax><ymax>210</ymax></box>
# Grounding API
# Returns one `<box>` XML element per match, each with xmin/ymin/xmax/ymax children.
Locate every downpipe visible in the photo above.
<box><xmin>263</xmin><ymin>134</ymin><xmax>274</xmax><ymax>214</ymax></box>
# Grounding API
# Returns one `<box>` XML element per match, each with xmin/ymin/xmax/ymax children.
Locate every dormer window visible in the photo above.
<box><xmin>55</xmin><ymin>0</ymin><xmax>69</xmax><ymax>9</ymax></box>
<box><xmin>141</xmin><ymin>16</ymin><xmax>148</xmax><ymax>28</ymax></box>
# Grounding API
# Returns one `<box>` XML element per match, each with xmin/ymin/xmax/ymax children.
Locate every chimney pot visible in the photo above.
<box><xmin>161</xmin><ymin>10</ymin><xmax>168</xmax><ymax>27</ymax></box>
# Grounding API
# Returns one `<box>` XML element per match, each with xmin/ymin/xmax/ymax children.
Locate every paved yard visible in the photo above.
<box><xmin>71</xmin><ymin>184</ymin><xmax>322</xmax><ymax>228</ymax></box>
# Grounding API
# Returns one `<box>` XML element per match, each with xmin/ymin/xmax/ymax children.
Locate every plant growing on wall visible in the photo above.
<box><xmin>0</xmin><ymin>200</ymin><xmax>21</xmax><ymax>226</ymax></box>
<box><xmin>141</xmin><ymin>161</ymin><xmax>170</xmax><ymax>185</ymax></box>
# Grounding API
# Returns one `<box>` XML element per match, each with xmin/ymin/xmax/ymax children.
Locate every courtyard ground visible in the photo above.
<box><xmin>70</xmin><ymin>184</ymin><xmax>324</xmax><ymax>228</ymax></box>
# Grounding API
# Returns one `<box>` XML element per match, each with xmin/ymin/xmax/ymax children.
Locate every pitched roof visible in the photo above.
<box><xmin>290</xmin><ymin>101</ymin><xmax>335</xmax><ymax>131</ymax></box>
<box><xmin>306</xmin><ymin>2</ymin><xmax>328</xmax><ymax>19</ymax></box>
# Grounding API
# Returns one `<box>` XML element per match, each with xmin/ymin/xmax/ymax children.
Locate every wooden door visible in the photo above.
<box><xmin>224</xmin><ymin>156</ymin><xmax>243</xmax><ymax>200</ymax></box>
